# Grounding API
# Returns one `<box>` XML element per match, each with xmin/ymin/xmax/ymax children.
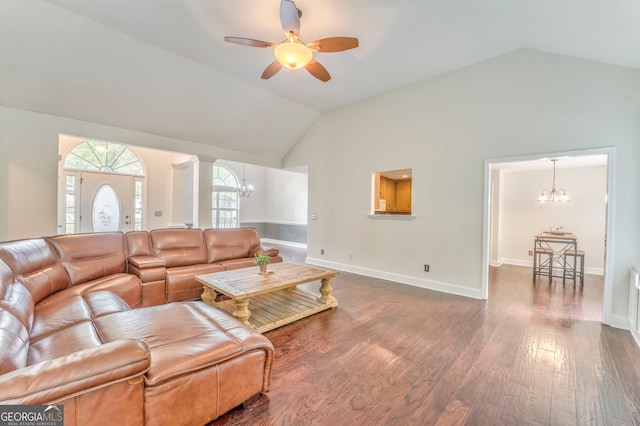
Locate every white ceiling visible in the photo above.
<box><xmin>2</xmin><ymin>0</ymin><xmax>639</xmax><ymax>161</ymax></box>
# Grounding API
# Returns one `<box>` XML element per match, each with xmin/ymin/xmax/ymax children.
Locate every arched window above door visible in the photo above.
<box><xmin>64</xmin><ymin>141</ymin><xmax>144</xmax><ymax>175</ymax></box>
<box><xmin>213</xmin><ymin>164</ymin><xmax>239</xmax><ymax>188</ymax></box>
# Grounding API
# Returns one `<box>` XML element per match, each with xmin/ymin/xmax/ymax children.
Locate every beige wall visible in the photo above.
<box><xmin>216</xmin><ymin>159</ymin><xmax>308</xmax><ymax>225</ymax></box>
<box><xmin>0</xmin><ymin>105</ymin><xmax>281</xmax><ymax>240</ymax></box>
<box><xmin>284</xmin><ymin>49</ymin><xmax>640</xmax><ymax>326</ymax></box>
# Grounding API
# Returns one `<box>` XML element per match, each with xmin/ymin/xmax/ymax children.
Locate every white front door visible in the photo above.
<box><xmin>79</xmin><ymin>171</ymin><xmax>132</xmax><ymax>233</ymax></box>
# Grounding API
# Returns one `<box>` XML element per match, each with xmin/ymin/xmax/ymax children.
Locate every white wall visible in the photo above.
<box><xmin>283</xmin><ymin>49</ymin><xmax>640</xmax><ymax>326</ymax></box>
<box><xmin>498</xmin><ymin>166</ymin><xmax>607</xmax><ymax>273</ymax></box>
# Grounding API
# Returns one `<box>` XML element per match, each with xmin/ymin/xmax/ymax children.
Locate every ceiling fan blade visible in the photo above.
<box><xmin>280</xmin><ymin>0</ymin><xmax>300</xmax><ymax>36</ymax></box>
<box><xmin>224</xmin><ymin>37</ymin><xmax>276</xmax><ymax>48</ymax></box>
<box><xmin>307</xmin><ymin>37</ymin><xmax>359</xmax><ymax>52</ymax></box>
<box><xmin>305</xmin><ymin>59</ymin><xmax>331</xmax><ymax>82</ymax></box>
<box><xmin>261</xmin><ymin>61</ymin><xmax>284</xmax><ymax>79</ymax></box>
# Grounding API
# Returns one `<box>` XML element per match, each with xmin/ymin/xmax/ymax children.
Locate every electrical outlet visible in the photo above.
<box><xmin>321</xmin><ymin>249</ymin><xmax>324</xmax><ymax>255</ymax></box>
<box><xmin>528</xmin><ymin>250</ymin><xmax>533</xmax><ymax>256</ymax></box>
<box><xmin>424</xmin><ymin>264</ymin><xmax>430</xmax><ymax>272</ymax></box>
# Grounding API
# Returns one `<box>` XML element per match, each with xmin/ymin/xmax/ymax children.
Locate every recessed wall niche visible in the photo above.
<box><xmin>371</xmin><ymin>169</ymin><xmax>412</xmax><ymax>215</ymax></box>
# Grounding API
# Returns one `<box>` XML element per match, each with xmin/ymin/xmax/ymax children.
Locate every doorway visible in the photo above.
<box><xmin>78</xmin><ymin>171</ymin><xmax>133</xmax><ymax>233</ymax></box>
<box><xmin>58</xmin><ymin>137</ymin><xmax>145</xmax><ymax>234</ymax></box>
<box><xmin>481</xmin><ymin>147</ymin><xmax>616</xmax><ymax>325</ymax></box>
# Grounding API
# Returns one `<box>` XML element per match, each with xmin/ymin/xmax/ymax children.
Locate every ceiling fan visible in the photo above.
<box><xmin>224</xmin><ymin>0</ymin><xmax>359</xmax><ymax>82</ymax></box>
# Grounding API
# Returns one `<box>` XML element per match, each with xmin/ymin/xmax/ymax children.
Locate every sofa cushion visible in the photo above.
<box><xmin>27</xmin><ymin>321</ymin><xmax>102</xmax><ymax>366</ymax></box>
<box><xmin>0</xmin><ymin>310</ymin><xmax>29</xmax><ymax>375</ymax></box>
<box><xmin>165</xmin><ymin>263</ymin><xmax>225</xmax><ymax>302</ymax></box>
<box><xmin>216</xmin><ymin>258</ymin><xmax>259</xmax><ymax>271</ymax></box>
<box><xmin>150</xmin><ymin>229</ymin><xmax>207</xmax><ymax>267</ymax></box>
<box><xmin>204</xmin><ymin>228</ymin><xmax>261</xmax><ymax>263</ymax></box>
<box><xmin>124</xmin><ymin>231</ymin><xmax>153</xmax><ymax>257</ymax></box>
<box><xmin>0</xmin><ymin>260</ymin><xmax>31</xmax><ymax>374</ymax></box>
<box><xmin>30</xmin><ymin>290</ymin><xmax>131</xmax><ymax>343</ymax></box>
<box><xmin>128</xmin><ymin>256</ymin><xmax>165</xmax><ymax>269</ymax></box>
<box><xmin>0</xmin><ymin>239</ymin><xmax>71</xmax><ymax>304</ymax></box>
<box><xmin>70</xmin><ymin>273</ymin><xmax>141</xmax><ymax>309</ymax></box>
<box><xmin>47</xmin><ymin>233</ymin><xmax>127</xmax><ymax>286</ymax></box>
<box><xmin>0</xmin><ymin>260</ymin><xmax>34</xmax><ymax>331</ymax></box>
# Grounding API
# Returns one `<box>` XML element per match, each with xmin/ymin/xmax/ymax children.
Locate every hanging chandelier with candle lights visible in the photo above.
<box><xmin>537</xmin><ymin>158</ymin><xmax>570</xmax><ymax>202</ymax></box>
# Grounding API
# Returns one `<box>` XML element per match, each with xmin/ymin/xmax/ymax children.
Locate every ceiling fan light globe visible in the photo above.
<box><xmin>274</xmin><ymin>41</ymin><xmax>312</xmax><ymax>69</ymax></box>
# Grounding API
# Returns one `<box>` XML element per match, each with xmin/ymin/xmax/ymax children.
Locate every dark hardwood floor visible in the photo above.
<box><xmin>212</xmin><ymin>246</ymin><xmax>640</xmax><ymax>425</ymax></box>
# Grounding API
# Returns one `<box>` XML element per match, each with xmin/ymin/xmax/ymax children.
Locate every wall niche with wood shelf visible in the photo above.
<box><xmin>372</xmin><ymin>169</ymin><xmax>412</xmax><ymax>215</ymax></box>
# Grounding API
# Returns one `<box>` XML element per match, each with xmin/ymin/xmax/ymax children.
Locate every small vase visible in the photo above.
<box><xmin>259</xmin><ymin>264</ymin><xmax>267</xmax><ymax>274</ymax></box>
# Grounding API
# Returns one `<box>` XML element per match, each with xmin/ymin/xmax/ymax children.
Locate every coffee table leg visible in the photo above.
<box><xmin>233</xmin><ymin>299</ymin><xmax>252</xmax><ymax>326</ymax></box>
<box><xmin>201</xmin><ymin>287</ymin><xmax>218</xmax><ymax>307</ymax></box>
<box><xmin>317</xmin><ymin>277</ymin><xmax>337</xmax><ymax>305</ymax></box>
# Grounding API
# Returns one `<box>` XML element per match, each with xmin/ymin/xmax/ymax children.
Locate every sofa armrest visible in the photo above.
<box><xmin>128</xmin><ymin>255</ymin><xmax>165</xmax><ymax>269</ymax></box>
<box><xmin>249</xmin><ymin>245</ymin><xmax>280</xmax><ymax>257</ymax></box>
<box><xmin>0</xmin><ymin>339</ymin><xmax>150</xmax><ymax>405</ymax></box>
<box><xmin>128</xmin><ymin>256</ymin><xmax>166</xmax><ymax>284</ymax></box>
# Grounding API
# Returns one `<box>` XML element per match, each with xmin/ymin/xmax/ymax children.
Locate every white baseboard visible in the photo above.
<box><xmin>607</xmin><ymin>314</ymin><xmax>631</xmax><ymax>330</ymax></box>
<box><xmin>632</xmin><ymin>328</ymin><xmax>640</xmax><ymax>350</ymax></box>
<box><xmin>261</xmin><ymin>238</ymin><xmax>307</xmax><ymax>249</ymax></box>
<box><xmin>306</xmin><ymin>257</ymin><xmax>484</xmax><ymax>300</ymax></box>
<box><xmin>585</xmin><ymin>267</ymin><xmax>605</xmax><ymax>275</ymax></box>
<box><xmin>499</xmin><ymin>259</ymin><xmax>605</xmax><ymax>276</ymax></box>
<box><xmin>243</xmin><ymin>220</ymin><xmax>307</xmax><ymax>226</ymax></box>
<box><xmin>502</xmin><ymin>258</ymin><xmax>532</xmax><ymax>267</ymax></box>
<box><xmin>489</xmin><ymin>260</ymin><xmax>504</xmax><ymax>267</ymax></box>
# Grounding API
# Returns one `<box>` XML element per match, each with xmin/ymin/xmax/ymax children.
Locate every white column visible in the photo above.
<box><xmin>196</xmin><ymin>156</ymin><xmax>216</xmax><ymax>229</ymax></box>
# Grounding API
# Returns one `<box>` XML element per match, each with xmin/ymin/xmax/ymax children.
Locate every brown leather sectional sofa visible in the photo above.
<box><xmin>0</xmin><ymin>227</ymin><xmax>282</xmax><ymax>425</ymax></box>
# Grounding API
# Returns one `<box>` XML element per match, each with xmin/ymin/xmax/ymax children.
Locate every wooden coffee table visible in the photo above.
<box><xmin>196</xmin><ymin>262</ymin><xmax>339</xmax><ymax>333</ymax></box>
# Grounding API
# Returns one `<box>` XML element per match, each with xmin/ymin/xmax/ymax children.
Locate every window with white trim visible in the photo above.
<box><xmin>212</xmin><ymin>165</ymin><xmax>239</xmax><ymax>228</ymax></box>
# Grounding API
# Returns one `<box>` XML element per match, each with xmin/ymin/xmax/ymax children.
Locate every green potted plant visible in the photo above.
<box><xmin>253</xmin><ymin>252</ymin><xmax>271</xmax><ymax>274</ymax></box>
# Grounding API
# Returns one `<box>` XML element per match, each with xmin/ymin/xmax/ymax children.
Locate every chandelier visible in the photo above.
<box><xmin>236</xmin><ymin>164</ymin><xmax>254</xmax><ymax>198</ymax></box>
<box><xmin>537</xmin><ymin>159</ymin><xmax>569</xmax><ymax>202</ymax></box>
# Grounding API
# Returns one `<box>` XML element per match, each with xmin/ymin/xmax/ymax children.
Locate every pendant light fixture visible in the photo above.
<box><xmin>236</xmin><ymin>164</ymin><xmax>253</xmax><ymax>198</ymax></box>
<box><xmin>537</xmin><ymin>158</ymin><xmax>570</xmax><ymax>202</ymax></box>
<box><xmin>236</xmin><ymin>164</ymin><xmax>254</xmax><ymax>198</ymax></box>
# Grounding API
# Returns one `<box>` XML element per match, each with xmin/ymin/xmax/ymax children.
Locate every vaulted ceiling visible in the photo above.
<box><xmin>1</xmin><ymin>0</ymin><xmax>639</xmax><ymax>162</ymax></box>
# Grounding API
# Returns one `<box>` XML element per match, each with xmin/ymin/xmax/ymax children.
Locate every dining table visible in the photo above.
<box><xmin>533</xmin><ymin>232</ymin><xmax>578</xmax><ymax>284</ymax></box>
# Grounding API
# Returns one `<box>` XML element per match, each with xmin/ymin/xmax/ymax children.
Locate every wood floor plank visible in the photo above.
<box><xmin>575</xmin><ymin>390</ymin><xmax>606</xmax><ymax>426</ymax></box>
<box><xmin>553</xmin><ymin>331</ymin><xmax>575</xmax><ymax>377</ymax></box>
<box><xmin>603</xmin><ymin>326</ymin><xmax>640</xmax><ymax>424</ymax></box>
<box><xmin>466</xmin><ymin>364</ymin><xmax>511</xmax><ymax>420</ymax></box>
<box><xmin>493</xmin><ymin>380</ymin><xmax>528</xmax><ymax>425</ymax></box>
<box><xmin>591</xmin><ymin>327</ymin><xmax>634</xmax><ymax>425</ymax></box>
<box><xmin>522</xmin><ymin>347</ymin><xmax>554</xmax><ymax>424</ymax></box>
<box><xmin>211</xmin><ymin>247</ymin><xmax>640</xmax><ymax>425</ymax></box>
<box><xmin>549</xmin><ymin>371</ymin><xmax>577</xmax><ymax>425</ymax></box>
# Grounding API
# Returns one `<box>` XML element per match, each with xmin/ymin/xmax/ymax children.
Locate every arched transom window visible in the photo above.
<box><xmin>212</xmin><ymin>165</ymin><xmax>239</xmax><ymax>228</ymax></box>
<box><xmin>64</xmin><ymin>141</ymin><xmax>144</xmax><ymax>175</ymax></box>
